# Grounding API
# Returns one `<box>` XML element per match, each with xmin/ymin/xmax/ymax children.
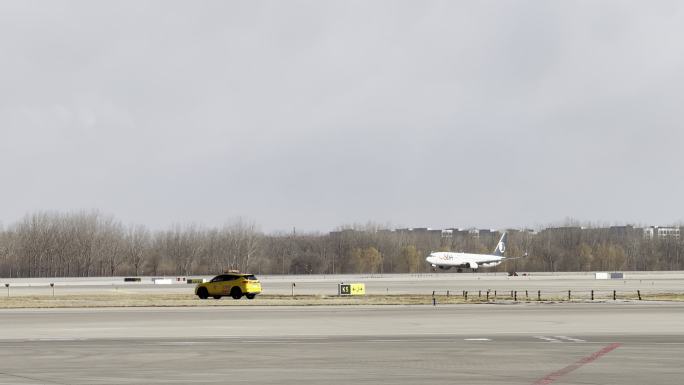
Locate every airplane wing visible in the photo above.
<box><xmin>476</xmin><ymin>259</ymin><xmax>503</xmax><ymax>265</ymax></box>
<box><xmin>478</xmin><ymin>253</ymin><xmax>528</xmax><ymax>265</ymax></box>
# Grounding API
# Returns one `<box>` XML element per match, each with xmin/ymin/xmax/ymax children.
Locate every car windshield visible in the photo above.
<box><xmin>244</xmin><ymin>275</ymin><xmax>257</xmax><ymax>280</ymax></box>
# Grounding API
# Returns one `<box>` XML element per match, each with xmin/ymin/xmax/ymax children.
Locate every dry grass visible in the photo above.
<box><xmin>639</xmin><ymin>293</ymin><xmax>684</xmax><ymax>301</ymax></box>
<box><xmin>0</xmin><ymin>294</ymin><xmax>452</xmax><ymax>308</ymax></box>
<box><xmin>0</xmin><ymin>293</ymin><xmax>682</xmax><ymax>309</ymax></box>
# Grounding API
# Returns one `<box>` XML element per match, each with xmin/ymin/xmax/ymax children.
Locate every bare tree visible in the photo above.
<box><xmin>125</xmin><ymin>225</ymin><xmax>150</xmax><ymax>276</ymax></box>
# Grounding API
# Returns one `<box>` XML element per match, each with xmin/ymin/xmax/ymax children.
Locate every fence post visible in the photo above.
<box><xmin>525</xmin><ymin>290</ymin><xmax>528</xmax><ymax>300</ymax></box>
<box><xmin>568</xmin><ymin>290</ymin><xmax>571</xmax><ymax>301</ymax></box>
<box><xmin>638</xmin><ymin>290</ymin><xmax>641</xmax><ymax>300</ymax></box>
<box><xmin>494</xmin><ymin>290</ymin><xmax>497</xmax><ymax>299</ymax></box>
<box><xmin>613</xmin><ymin>290</ymin><xmax>616</xmax><ymax>301</ymax></box>
<box><xmin>537</xmin><ymin>290</ymin><xmax>541</xmax><ymax>301</ymax></box>
<box><xmin>486</xmin><ymin>290</ymin><xmax>490</xmax><ymax>301</ymax></box>
<box><xmin>510</xmin><ymin>290</ymin><xmax>514</xmax><ymax>299</ymax></box>
<box><xmin>479</xmin><ymin>290</ymin><xmax>481</xmax><ymax>299</ymax></box>
<box><xmin>591</xmin><ymin>290</ymin><xmax>594</xmax><ymax>301</ymax></box>
<box><xmin>464</xmin><ymin>291</ymin><xmax>468</xmax><ymax>301</ymax></box>
<box><xmin>514</xmin><ymin>291</ymin><xmax>517</xmax><ymax>301</ymax></box>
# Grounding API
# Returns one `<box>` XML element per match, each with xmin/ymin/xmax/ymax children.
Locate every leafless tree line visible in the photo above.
<box><xmin>0</xmin><ymin>212</ymin><xmax>260</xmax><ymax>278</ymax></box>
<box><xmin>1</xmin><ymin>213</ymin><xmax>683</xmax><ymax>277</ymax></box>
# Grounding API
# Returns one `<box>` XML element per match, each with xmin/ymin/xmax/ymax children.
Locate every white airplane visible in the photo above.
<box><xmin>426</xmin><ymin>232</ymin><xmax>526</xmax><ymax>272</ymax></box>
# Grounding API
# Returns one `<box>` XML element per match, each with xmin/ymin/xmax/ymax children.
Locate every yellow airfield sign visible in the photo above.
<box><xmin>339</xmin><ymin>283</ymin><xmax>366</xmax><ymax>296</ymax></box>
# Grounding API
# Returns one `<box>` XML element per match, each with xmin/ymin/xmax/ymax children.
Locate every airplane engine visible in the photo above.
<box><xmin>465</xmin><ymin>262</ymin><xmax>478</xmax><ymax>269</ymax></box>
<box><xmin>438</xmin><ymin>266</ymin><xmax>452</xmax><ymax>270</ymax></box>
<box><xmin>480</xmin><ymin>262</ymin><xmax>500</xmax><ymax>268</ymax></box>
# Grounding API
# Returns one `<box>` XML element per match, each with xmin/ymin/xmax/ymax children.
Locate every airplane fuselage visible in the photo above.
<box><xmin>426</xmin><ymin>251</ymin><xmax>504</xmax><ymax>270</ymax></box>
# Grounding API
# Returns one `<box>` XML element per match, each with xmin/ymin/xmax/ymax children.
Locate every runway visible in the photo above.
<box><xmin>4</xmin><ymin>271</ymin><xmax>684</xmax><ymax>297</ymax></box>
<box><xmin>1</xmin><ymin>303</ymin><xmax>683</xmax><ymax>384</ymax></box>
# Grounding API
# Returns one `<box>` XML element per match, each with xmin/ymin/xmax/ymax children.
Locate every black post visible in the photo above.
<box><xmin>494</xmin><ymin>290</ymin><xmax>497</xmax><ymax>299</ymax></box>
<box><xmin>510</xmin><ymin>290</ymin><xmax>513</xmax><ymax>299</ymax></box>
<box><xmin>591</xmin><ymin>290</ymin><xmax>594</xmax><ymax>301</ymax></box>
<box><xmin>514</xmin><ymin>291</ymin><xmax>517</xmax><ymax>301</ymax></box>
<box><xmin>433</xmin><ymin>296</ymin><xmax>436</xmax><ymax>306</ymax></box>
<box><xmin>526</xmin><ymin>290</ymin><xmax>528</xmax><ymax>300</ymax></box>
<box><xmin>479</xmin><ymin>290</ymin><xmax>481</xmax><ymax>299</ymax></box>
<box><xmin>568</xmin><ymin>290</ymin><xmax>571</xmax><ymax>301</ymax></box>
<box><xmin>446</xmin><ymin>290</ymin><xmax>449</xmax><ymax>297</ymax></box>
<box><xmin>486</xmin><ymin>291</ymin><xmax>489</xmax><ymax>301</ymax></box>
<box><xmin>464</xmin><ymin>291</ymin><xmax>468</xmax><ymax>301</ymax></box>
<box><xmin>613</xmin><ymin>290</ymin><xmax>616</xmax><ymax>300</ymax></box>
<box><xmin>537</xmin><ymin>290</ymin><xmax>541</xmax><ymax>301</ymax></box>
<box><xmin>638</xmin><ymin>290</ymin><xmax>641</xmax><ymax>300</ymax></box>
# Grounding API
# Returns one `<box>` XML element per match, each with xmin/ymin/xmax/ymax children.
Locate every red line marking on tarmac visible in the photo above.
<box><xmin>532</xmin><ymin>343</ymin><xmax>622</xmax><ymax>385</ymax></box>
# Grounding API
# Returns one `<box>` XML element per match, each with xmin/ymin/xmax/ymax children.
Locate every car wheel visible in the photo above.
<box><xmin>197</xmin><ymin>287</ymin><xmax>208</xmax><ymax>299</ymax></box>
<box><xmin>230</xmin><ymin>287</ymin><xmax>243</xmax><ymax>300</ymax></box>
<box><xmin>213</xmin><ymin>295</ymin><xmax>221</xmax><ymax>299</ymax></box>
<box><xmin>246</xmin><ymin>294</ymin><xmax>256</xmax><ymax>300</ymax></box>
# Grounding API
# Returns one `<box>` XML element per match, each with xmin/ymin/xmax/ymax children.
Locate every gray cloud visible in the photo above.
<box><xmin>1</xmin><ymin>1</ymin><xmax>683</xmax><ymax>232</ymax></box>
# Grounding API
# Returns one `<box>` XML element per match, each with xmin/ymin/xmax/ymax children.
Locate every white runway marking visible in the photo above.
<box><xmin>534</xmin><ymin>336</ymin><xmax>562</xmax><ymax>343</ymax></box>
<box><xmin>555</xmin><ymin>336</ymin><xmax>586</xmax><ymax>342</ymax></box>
<box><xmin>464</xmin><ymin>338</ymin><xmax>492</xmax><ymax>341</ymax></box>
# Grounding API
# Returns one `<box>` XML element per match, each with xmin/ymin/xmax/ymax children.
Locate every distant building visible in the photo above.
<box><xmin>393</xmin><ymin>228</ymin><xmax>442</xmax><ymax>238</ymax></box>
<box><xmin>643</xmin><ymin>226</ymin><xmax>680</xmax><ymax>239</ymax></box>
<box><xmin>505</xmin><ymin>228</ymin><xmax>536</xmax><ymax>235</ymax></box>
<box><xmin>410</xmin><ymin>228</ymin><xmax>429</xmax><ymax>233</ymax></box>
<box><xmin>539</xmin><ymin>226</ymin><xmax>584</xmax><ymax>235</ymax></box>
<box><xmin>608</xmin><ymin>225</ymin><xmax>641</xmax><ymax>239</ymax></box>
<box><xmin>478</xmin><ymin>229</ymin><xmax>498</xmax><ymax>240</ymax></box>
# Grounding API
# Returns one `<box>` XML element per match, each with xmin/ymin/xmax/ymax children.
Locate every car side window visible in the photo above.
<box><xmin>211</xmin><ymin>275</ymin><xmax>227</xmax><ymax>282</ymax></box>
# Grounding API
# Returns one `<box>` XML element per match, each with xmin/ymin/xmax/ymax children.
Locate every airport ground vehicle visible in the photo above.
<box><xmin>195</xmin><ymin>273</ymin><xmax>261</xmax><ymax>300</ymax></box>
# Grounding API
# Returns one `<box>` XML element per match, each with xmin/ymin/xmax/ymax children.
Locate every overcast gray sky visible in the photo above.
<box><xmin>1</xmin><ymin>1</ymin><xmax>683</xmax><ymax>232</ymax></box>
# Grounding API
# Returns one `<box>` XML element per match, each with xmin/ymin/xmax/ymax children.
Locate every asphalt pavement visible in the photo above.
<box><xmin>1</xmin><ymin>303</ymin><xmax>683</xmax><ymax>384</ymax></box>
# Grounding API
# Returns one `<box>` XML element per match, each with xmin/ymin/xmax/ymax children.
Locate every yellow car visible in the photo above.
<box><xmin>195</xmin><ymin>273</ymin><xmax>262</xmax><ymax>300</ymax></box>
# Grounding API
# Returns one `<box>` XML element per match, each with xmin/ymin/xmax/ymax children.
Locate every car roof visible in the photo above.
<box><xmin>217</xmin><ymin>273</ymin><xmax>255</xmax><ymax>277</ymax></box>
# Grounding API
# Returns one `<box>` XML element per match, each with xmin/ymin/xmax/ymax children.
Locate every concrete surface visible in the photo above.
<box><xmin>1</xmin><ymin>303</ymin><xmax>683</xmax><ymax>384</ymax></box>
<box><xmin>2</xmin><ymin>271</ymin><xmax>684</xmax><ymax>297</ymax></box>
